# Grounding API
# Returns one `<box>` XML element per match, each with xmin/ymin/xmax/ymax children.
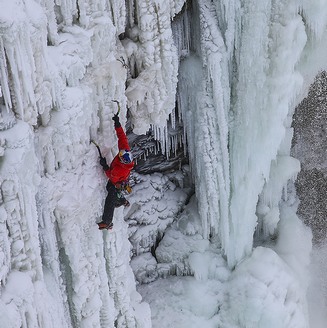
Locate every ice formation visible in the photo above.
<box><xmin>1</xmin><ymin>0</ymin><xmax>327</xmax><ymax>327</ymax></box>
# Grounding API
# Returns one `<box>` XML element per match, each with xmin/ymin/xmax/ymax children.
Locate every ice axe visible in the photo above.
<box><xmin>117</xmin><ymin>56</ymin><xmax>128</xmax><ymax>69</ymax></box>
<box><xmin>90</xmin><ymin>140</ymin><xmax>104</xmax><ymax>158</ymax></box>
<box><xmin>112</xmin><ymin>100</ymin><xmax>121</xmax><ymax>116</ymax></box>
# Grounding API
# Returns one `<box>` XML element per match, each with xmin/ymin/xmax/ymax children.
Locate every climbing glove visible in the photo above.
<box><xmin>99</xmin><ymin>157</ymin><xmax>109</xmax><ymax>170</ymax></box>
<box><xmin>112</xmin><ymin>114</ymin><xmax>121</xmax><ymax>128</ymax></box>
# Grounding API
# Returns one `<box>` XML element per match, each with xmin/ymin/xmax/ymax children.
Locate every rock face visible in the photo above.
<box><xmin>292</xmin><ymin>71</ymin><xmax>327</xmax><ymax>244</ymax></box>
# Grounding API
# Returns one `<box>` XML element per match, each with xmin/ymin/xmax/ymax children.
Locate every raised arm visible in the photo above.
<box><xmin>115</xmin><ymin>126</ymin><xmax>130</xmax><ymax>150</ymax></box>
<box><xmin>112</xmin><ymin>114</ymin><xmax>130</xmax><ymax>150</ymax></box>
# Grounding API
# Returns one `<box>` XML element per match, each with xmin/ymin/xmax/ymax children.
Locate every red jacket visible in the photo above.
<box><xmin>105</xmin><ymin>126</ymin><xmax>134</xmax><ymax>185</ymax></box>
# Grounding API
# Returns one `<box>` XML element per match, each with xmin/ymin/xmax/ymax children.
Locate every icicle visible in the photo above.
<box><xmin>0</xmin><ymin>39</ymin><xmax>13</xmax><ymax>113</ymax></box>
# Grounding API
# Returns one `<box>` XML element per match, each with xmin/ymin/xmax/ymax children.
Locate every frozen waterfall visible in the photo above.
<box><xmin>1</xmin><ymin>0</ymin><xmax>327</xmax><ymax>327</ymax></box>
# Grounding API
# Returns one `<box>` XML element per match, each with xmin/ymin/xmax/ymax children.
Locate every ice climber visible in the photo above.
<box><xmin>97</xmin><ymin>113</ymin><xmax>134</xmax><ymax>230</ymax></box>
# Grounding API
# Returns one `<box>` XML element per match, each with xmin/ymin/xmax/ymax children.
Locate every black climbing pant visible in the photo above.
<box><xmin>102</xmin><ymin>181</ymin><xmax>127</xmax><ymax>225</ymax></box>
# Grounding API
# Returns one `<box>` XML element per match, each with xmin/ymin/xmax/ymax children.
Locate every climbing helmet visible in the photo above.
<box><xmin>119</xmin><ymin>149</ymin><xmax>133</xmax><ymax>164</ymax></box>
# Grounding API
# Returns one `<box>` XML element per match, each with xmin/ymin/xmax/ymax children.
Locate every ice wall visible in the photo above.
<box><xmin>177</xmin><ymin>0</ymin><xmax>327</xmax><ymax>268</ymax></box>
<box><xmin>0</xmin><ymin>0</ymin><xmax>185</xmax><ymax>326</ymax></box>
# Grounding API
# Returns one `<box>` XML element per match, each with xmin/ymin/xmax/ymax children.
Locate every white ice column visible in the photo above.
<box><xmin>178</xmin><ymin>0</ymin><xmax>233</xmax><ymax>247</ymax></box>
<box><xmin>0</xmin><ymin>121</ymin><xmax>68</xmax><ymax>327</ymax></box>
<box><xmin>0</xmin><ymin>0</ymin><xmax>56</xmax><ymax>126</ymax></box>
<box><xmin>124</xmin><ymin>0</ymin><xmax>180</xmax><ymax>135</ymax></box>
<box><xmin>226</xmin><ymin>0</ymin><xmax>325</xmax><ymax>267</ymax></box>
